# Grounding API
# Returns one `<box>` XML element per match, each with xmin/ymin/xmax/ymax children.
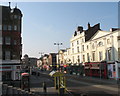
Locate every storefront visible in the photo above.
<box><xmin>0</xmin><ymin>65</ymin><xmax>21</xmax><ymax>81</ymax></box>
<box><xmin>84</xmin><ymin>62</ymin><xmax>107</xmax><ymax>78</ymax></box>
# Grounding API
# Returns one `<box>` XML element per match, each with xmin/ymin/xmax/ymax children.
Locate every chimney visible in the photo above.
<box><xmin>77</xmin><ymin>26</ymin><xmax>83</xmax><ymax>33</ymax></box>
<box><xmin>9</xmin><ymin>2</ymin><xmax>11</xmax><ymax>9</ymax></box>
<box><xmin>87</xmin><ymin>22</ymin><xmax>91</xmax><ymax>29</ymax></box>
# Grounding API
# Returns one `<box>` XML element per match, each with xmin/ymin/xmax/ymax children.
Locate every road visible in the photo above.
<box><xmin>29</xmin><ymin>71</ymin><xmax>119</xmax><ymax>96</ymax></box>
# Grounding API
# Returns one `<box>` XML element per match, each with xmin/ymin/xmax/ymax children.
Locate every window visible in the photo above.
<box><xmin>82</xmin><ymin>55</ymin><xmax>85</xmax><ymax>62</ymax></box>
<box><xmin>72</xmin><ymin>48</ymin><xmax>74</xmax><ymax>54</ymax></box>
<box><xmin>72</xmin><ymin>43</ymin><xmax>74</xmax><ymax>47</ymax></box>
<box><xmin>14</xmin><ymin>25</ymin><xmax>17</xmax><ymax>31</ymax></box>
<box><xmin>5</xmin><ymin>51</ymin><xmax>10</xmax><ymax>60</ymax></box>
<box><xmin>82</xmin><ymin>38</ymin><xmax>84</xmax><ymax>42</ymax></box>
<box><xmin>107</xmin><ymin>39</ymin><xmax>111</xmax><ymax>44</ymax></box>
<box><xmin>8</xmin><ymin>25</ymin><xmax>12</xmax><ymax>31</ymax></box>
<box><xmin>3</xmin><ymin>25</ymin><xmax>7</xmax><ymax>30</ymax></box>
<box><xmin>82</xmin><ymin>45</ymin><xmax>84</xmax><ymax>51</ymax></box>
<box><xmin>14</xmin><ymin>40</ymin><xmax>17</xmax><ymax>45</ymax></box>
<box><xmin>18</xmin><ymin>16</ymin><xmax>21</xmax><ymax>19</ymax></box>
<box><xmin>5</xmin><ymin>37</ymin><xmax>11</xmax><ymax>45</ymax></box>
<box><xmin>0</xmin><ymin>25</ymin><xmax>2</xmax><ymax>30</ymax></box>
<box><xmin>72</xmin><ymin>56</ymin><xmax>74</xmax><ymax>63</ymax></box>
<box><xmin>87</xmin><ymin>45</ymin><xmax>89</xmax><ymax>50</ymax></box>
<box><xmin>0</xmin><ymin>37</ymin><xmax>2</xmax><ymax>44</ymax></box>
<box><xmin>77</xmin><ymin>40</ymin><xmax>79</xmax><ymax>45</ymax></box>
<box><xmin>99</xmin><ymin>51</ymin><xmax>103</xmax><ymax>61</ymax></box>
<box><xmin>108</xmin><ymin>48</ymin><xmax>112</xmax><ymax>61</ymax></box>
<box><xmin>92</xmin><ymin>51</ymin><xmax>95</xmax><ymax>61</ymax></box>
<box><xmin>77</xmin><ymin>55</ymin><xmax>80</xmax><ymax>63</ymax></box>
<box><xmin>118</xmin><ymin>36</ymin><xmax>120</xmax><ymax>40</ymax></box>
<box><xmin>14</xmin><ymin>15</ymin><xmax>17</xmax><ymax>19</ymax></box>
<box><xmin>98</xmin><ymin>41</ymin><xmax>103</xmax><ymax>47</ymax></box>
<box><xmin>118</xmin><ymin>48</ymin><xmax>120</xmax><ymax>61</ymax></box>
<box><xmin>18</xmin><ymin>26</ymin><xmax>20</xmax><ymax>31</ymax></box>
<box><xmin>77</xmin><ymin>46</ymin><xmax>79</xmax><ymax>53</ymax></box>
<box><xmin>87</xmin><ymin>53</ymin><xmax>90</xmax><ymax>62</ymax></box>
<box><xmin>92</xmin><ymin>43</ymin><xmax>95</xmax><ymax>49</ymax></box>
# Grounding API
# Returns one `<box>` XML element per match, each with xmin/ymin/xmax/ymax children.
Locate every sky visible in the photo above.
<box><xmin>0</xmin><ymin>2</ymin><xmax>118</xmax><ymax>58</ymax></box>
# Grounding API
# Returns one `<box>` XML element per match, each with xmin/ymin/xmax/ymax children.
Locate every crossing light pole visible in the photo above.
<box><xmin>54</xmin><ymin>42</ymin><xmax>63</xmax><ymax>71</ymax></box>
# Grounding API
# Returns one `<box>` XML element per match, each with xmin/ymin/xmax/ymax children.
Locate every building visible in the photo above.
<box><xmin>22</xmin><ymin>54</ymin><xmax>37</xmax><ymax>74</ymax></box>
<box><xmin>48</xmin><ymin>53</ymin><xmax>57</xmax><ymax>70</ymax></box>
<box><xmin>37</xmin><ymin>58</ymin><xmax>42</xmax><ymax>69</ymax></box>
<box><xmin>0</xmin><ymin>4</ymin><xmax>23</xmax><ymax>81</ymax></box>
<box><xmin>70</xmin><ymin>23</ymin><xmax>120</xmax><ymax>79</ymax></box>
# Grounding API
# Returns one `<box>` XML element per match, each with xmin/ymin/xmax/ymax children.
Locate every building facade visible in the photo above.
<box><xmin>48</xmin><ymin>53</ymin><xmax>57</xmax><ymax>70</ymax></box>
<box><xmin>70</xmin><ymin>23</ymin><xmax>120</xmax><ymax>79</ymax></box>
<box><xmin>0</xmin><ymin>5</ymin><xmax>22</xmax><ymax>81</ymax></box>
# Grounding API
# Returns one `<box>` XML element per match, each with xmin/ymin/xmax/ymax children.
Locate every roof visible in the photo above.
<box><xmin>85</xmin><ymin>23</ymin><xmax>101</xmax><ymax>42</ymax></box>
<box><xmin>1</xmin><ymin>5</ymin><xmax>22</xmax><ymax>22</ymax></box>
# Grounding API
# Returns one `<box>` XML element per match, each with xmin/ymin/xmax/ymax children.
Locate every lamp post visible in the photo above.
<box><xmin>54</xmin><ymin>42</ymin><xmax>63</xmax><ymax>71</ymax></box>
<box><xmin>39</xmin><ymin>52</ymin><xmax>44</xmax><ymax>57</ymax></box>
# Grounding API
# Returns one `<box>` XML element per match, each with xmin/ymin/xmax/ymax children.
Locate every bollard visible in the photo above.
<box><xmin>2</xmin><ymin>84</ymin><xmax>8</xmax><ymax>95</ymax></box>
<box><xmin>17</xmin><ymin>88</ymin><xmax>22</xmax><ymax>96</ymax></box>
<box><xmin>7</xmin><ymin>86</ymin><xmax>13</xmax><ymax>95</ymax></box>
<box><xmin>13</xmin><ymin>87</ymin><xmax>18</xmax><ymax>95</ymax></box>
<box><xmin>21</xmin><ymin>90</ymin><xmax>25</xmax><ymax>94</ymax></box>
<box><xmin>0</xmin><ymin>82</ymin><xmax>2</xmax><ymax>96</ymax></box>
<box><xmin>43</xmin><ymin>82</ymin><xmax>47</xmax><ymax>93</ymax></box>
<box><xmin>29</xmin><ymin>92</ymin><xmax>35</xmax><ymax>96</ymax></box>
<box><xmin>25</xmin><ymin>91</ymin><xmax>29</xmax><ymax>96</ymax></box>
<box><xmin>59</xmin><ymin>88</ymin><xmax>65</xmax><ymax>96</ymax></box>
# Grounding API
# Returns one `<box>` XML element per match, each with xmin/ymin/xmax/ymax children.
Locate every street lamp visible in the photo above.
<box><xmin>39</xmin><ymin>52</ymin><xmax>44</xmax><ymax>58</ymax></box>
<box><xmin>54</xmin><ymin>42</ymin><xmax>63</xmax><ymax>71</ymax></box>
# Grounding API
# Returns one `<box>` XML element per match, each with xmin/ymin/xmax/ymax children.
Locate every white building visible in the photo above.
<box><xmin>70</xmin><ymin>23</ymin><xmax>120</xmax><ymax>79</ymax></box>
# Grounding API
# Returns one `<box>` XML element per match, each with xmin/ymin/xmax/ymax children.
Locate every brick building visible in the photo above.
<box><xmin>0</xmin><ymin>4</ymin><xmax>23</xmax><ymax>81</ymax></box>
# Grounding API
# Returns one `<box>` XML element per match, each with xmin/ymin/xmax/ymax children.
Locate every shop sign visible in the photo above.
<box><xmin>91</xmin><ymin>63</ymin><xmax>99</xmax><ymax>69</ymax></box>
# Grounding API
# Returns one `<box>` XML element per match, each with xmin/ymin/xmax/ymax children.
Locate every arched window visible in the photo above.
<box><xmin>98</xmin><ymin>41</ymin><xmax>103</xmax><ymax>47</ymax></box>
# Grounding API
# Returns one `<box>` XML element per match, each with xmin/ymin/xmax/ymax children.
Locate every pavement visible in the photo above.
<box><xmin>30</xmin><ymin>87</ymin><xmax>58</xmax><ymax>93</ymax></box>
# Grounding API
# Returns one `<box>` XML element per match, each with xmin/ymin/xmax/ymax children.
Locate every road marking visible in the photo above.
<box><xmin>68</xmin><ymin>79</ymin><xmax>118</xmax><ymax>92</ymax></box>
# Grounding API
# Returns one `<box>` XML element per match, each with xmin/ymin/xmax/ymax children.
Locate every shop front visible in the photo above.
<box><xmin>84</xmin><ymin>62</ymin><xmax>107</xmax><ymax>79</ymax></box>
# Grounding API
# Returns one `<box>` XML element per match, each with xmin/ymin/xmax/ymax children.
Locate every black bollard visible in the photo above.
<box><xmin>43</xmin><ymin>82</ymin><xmax>47</xmax><ymax>93</ymax></box>
<box><xmin>59</xmin><ymin>88</ymin><xmax>65</xmax><ymax>96</ymax></box>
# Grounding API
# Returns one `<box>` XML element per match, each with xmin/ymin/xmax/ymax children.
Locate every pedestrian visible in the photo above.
<box><xmin>43</xmin><ymin>81</ymin><xmax>47</xmax><ymax>93</ymax></box>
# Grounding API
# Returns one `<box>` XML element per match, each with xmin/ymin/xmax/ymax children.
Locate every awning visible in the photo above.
<box><xmin>21</xmin><ymin>72</ymin><xmax>29</xmax><ymax>76</ymax></box>
<box><xmin>49</xmin><ymin>71</ymin><xmax>64</xmax><ymax>77</ymax></box>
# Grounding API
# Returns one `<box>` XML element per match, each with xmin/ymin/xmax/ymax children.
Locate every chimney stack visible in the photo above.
<box><xmin>77</xmin><ymin>26</ymin><xmax>83</xmax><ymax>33</ymax></box>
<box><xmin>88</xmin><ymin>22</ymin><xmax>91</xmax><ymax>29</ymax></box>
<box><xmin>9</xmin><ymin>2</ymin><xmax>11</xmax><ymax>8</ymax></box>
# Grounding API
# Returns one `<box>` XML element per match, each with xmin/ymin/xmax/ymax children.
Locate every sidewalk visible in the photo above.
<box><xmin>30</xmin><ymin>87</ymin><xmax>58</xmax><ymax>93</ymax></box>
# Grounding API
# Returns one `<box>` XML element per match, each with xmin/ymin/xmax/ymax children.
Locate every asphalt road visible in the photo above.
<box><xmin>29</xmin><ymin>71</ymin><xmax>119</xmax><ymax>96</ymax></box>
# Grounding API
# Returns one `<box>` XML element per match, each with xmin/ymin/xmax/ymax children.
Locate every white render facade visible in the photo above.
<box><xmin>70</xmin><ymin>29</ymin><xmax>120</xmax><ymax>64</ymax></box>
<box><xmin>69</xmin><ymin>24</ymin><xmax>120</xmax><ymax>79</ymax></box>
